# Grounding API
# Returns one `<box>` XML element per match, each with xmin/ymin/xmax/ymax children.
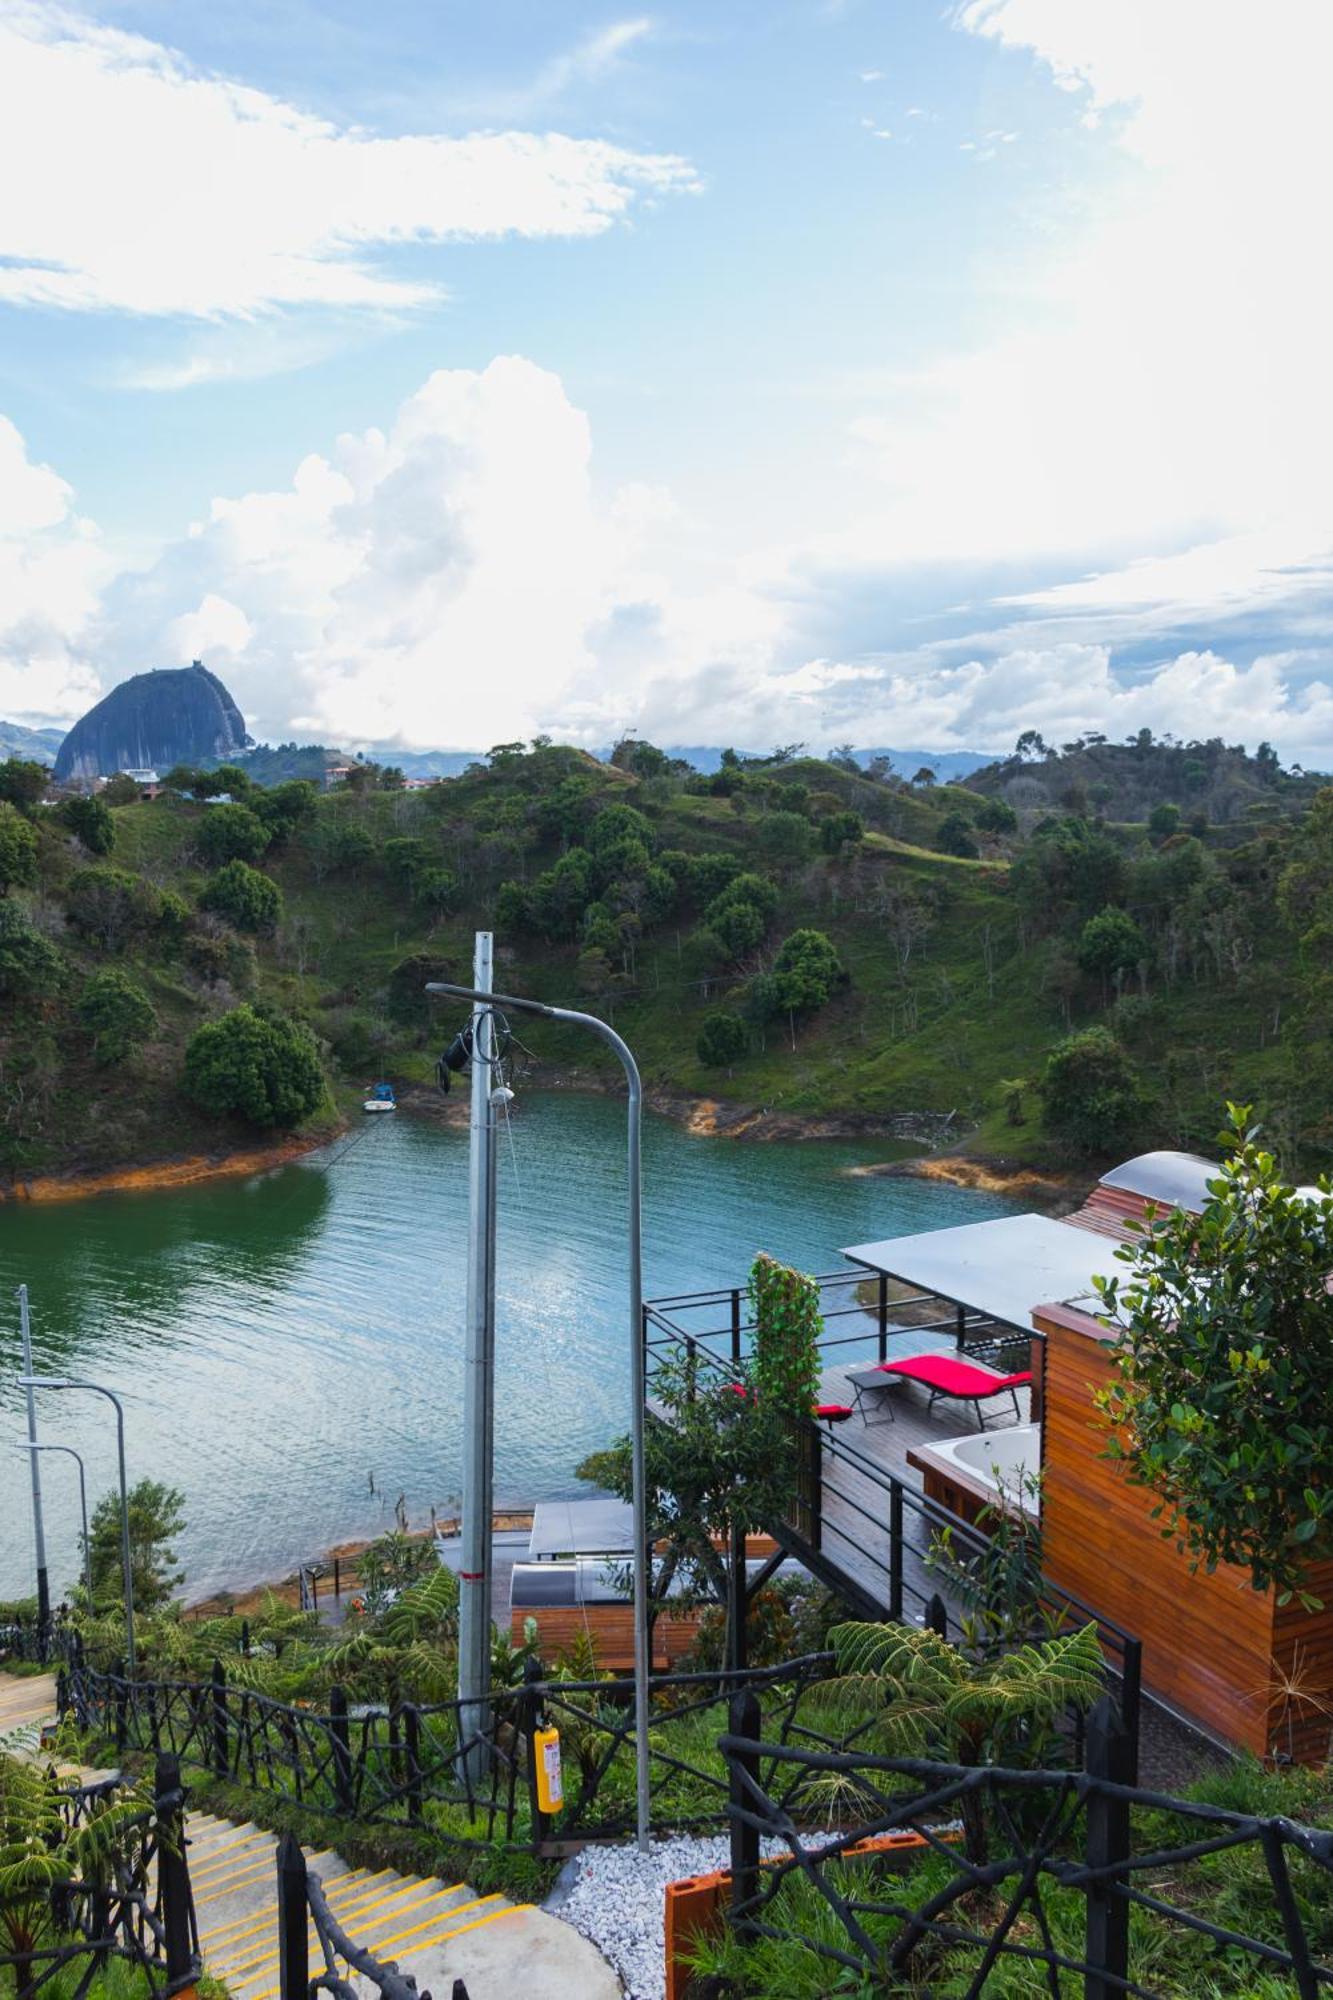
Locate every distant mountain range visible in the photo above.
<box><xmin>0</xmin><ymin>711</ymin><xmax>995</xmax><ymax>785</ymax></box>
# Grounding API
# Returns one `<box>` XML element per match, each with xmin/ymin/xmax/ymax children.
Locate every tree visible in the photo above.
<box><xmin>820</xmin><ymin>809</ymin><xmax>865</xmax><ymax>855</ymax></box>
<box><xmin>772</xmin><ymin>927</ymin><xmax>844</xmax><ymax>1018</ymax></box>
<box><xmin>0</xmin><ymin>758</ymin><xmax>48</xmax><ymax>811</ymax></box>
<box><xmin>414</xmin><ymin>865</ymin><xmax>459</xmax><ymax>917</ymax></box>
<box><xmin>210</xmin><ymin>762</ymin><xmax>252</xmax><ymax>797</ymax></box>
<box><xmin>1096</xmin><ymin>1107</ymin><xmax>1333</xmax><ymax>1606</ymax></box>
<box><xmin>1015</xmin><ymin>730</ymin><xmax>1048</xmax><ymax>761</ymax></box>
<box><xmin>697</xmin><ymin>1010</ymin><xmax>748</xmax><ymax>1071</ymax></box>
<box><xmin>76</xmin><ymin>968</ymin><xmax>157</xmax><ymax>1065</ymax></box>
<box><xmin>756</xmin><ymin>810</ymin><xmax>814</xmax><ymax>869</ymax></box>
<box><xmin>911</xmin><ymin>766</ymin><xmax>937</xmax><ymax>787</ymax></box>
<box><xmin>936</xmin><ymin>811</ymin><xmax>979</xmax><ymax>859</ymax></box>
<box><xmin>1040</xmin><ymin>1026</ymin><xmax>1144</xmax><ymax>1154</ymax></box>
<box><xmin>1076</xmin><ymin>905</ymin><xmax>1148</xmax><ymax>987</ymax></box>
<box><xmin>253</xmin><ymin>779</ymin><xmax>318</xmax><ymax>844</ymax></box>
<box><xmin>183</xmin><ymin>1004</ymin><xmax>325</xmax><ymax>1129</ymax></box>
<box><xmin>87</xmin><ymin>1477</ymin><xmax>185</xmax><ymax>1615</ymax></box>
<box><xmin>588</xmin><ymin>803</ymin><xmax>653</xmax><ymax>856</ymax></box>
<box><xmin>385</xmin><ymin>953</ymin><xmax>450</xmax><ymax>1027</ymax></box>
<box><xmin>975</xmin><ymin>796</ymin><xmax>1018</xmax><ymax>836</ymax></box>
<box><xmin>355</xmin><ymin>1529</ymin><xmax>439</xmax><ymax>1617</ymax></box>
<box><xmin>0</xmin><ymin>905</ymin><xmax>66</xmax><ymax>1002</ymax></box>
<box><xmin>57</xmin><ymin>795</ymin><xmax>115</xmax><ymax>854</ymax></box>
<box><xmin>0</xmin><ymin>802</ymin><xmax>38</xmax><ymax>895</ymax></box>
<box><xmin>195</xmin><ymin>802</ymin><xmax>271</xmax><ymax>867</ymax></box>
<box><xmin>64</xmin><ymin>866</ymin><xmax>159</xmax><ymax>949</ymax></box>
<box><xmin>200</xmin><ymin>859</ymin><xmax>283</xmax><ymax>933</ymax></box>
<box><xmin>687</xmin><ymin>852</ymin><xmax>742</xmax><ymax>904</ymax></box>
<box><xmin>495</xmin><ymin>880</ymin><xmax>534</xmax><ymax>933</ymax></box>
<box><xmin>100</xmin><ymin>773</ymin><xmax>142</xmax><ymax>806</ymax></box>
<box><xmin>1148</xmin><ymin>801</ymin><xmax>1181</xmax><ymax>842</ymax></box>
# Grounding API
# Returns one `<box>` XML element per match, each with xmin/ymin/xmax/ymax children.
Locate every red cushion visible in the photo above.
<box><xmin>881</xmin><ymin>1354</ymin><xmax>1032</xmax><ymax>1398</ymax></box>
<box><xmin>814</xmin><ymin>1403</ymin><xmax>853</xmax><ymax>1419</ymax></box>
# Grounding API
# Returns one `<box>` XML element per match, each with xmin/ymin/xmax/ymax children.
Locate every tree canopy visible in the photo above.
<box><xmin>183</xmin><ymin>1004</ymin><xmax>325</xmax><ymax>1129</ymax></box>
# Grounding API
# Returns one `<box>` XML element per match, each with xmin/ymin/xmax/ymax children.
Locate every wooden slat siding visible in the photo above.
<box><xmin>1270</xmin><ymin>1588</ymin><xmax>1333</xmax><ymax>1765</ymax></box>
<box><xmin>1036</xmin><ymin>1303</ymin><xmax>1333</xmax><ymax>1761</ymax></box>
<box><xmin>510</xmin><ymin>1605</ymin><xmax>702</xmax><ymax>1671</ymax></box>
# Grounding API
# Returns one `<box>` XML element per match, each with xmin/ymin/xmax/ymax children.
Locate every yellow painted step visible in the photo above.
<box><xmin>242</xmin><ymin>1899</ymin><xmax>528</xmax><ymax>2000</ymax></box>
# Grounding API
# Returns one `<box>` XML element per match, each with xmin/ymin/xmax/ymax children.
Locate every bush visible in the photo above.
<box><xmin>414</xmin><ymin>865</ymin><xmax>459</xmax><ymax>916</ymax></box>
<box><xmin>253</xmin><ymin>779</ymin><xmax>318</xmax><ymax>844</ymax></box>
<box><xmin>200</xmin><ymin>859</ymin><xmax>283</xmax><ymax>933</ymax></box>
<box><xmin>819</xmin><ymin>810</ymin><xmax>865</xmax><ymax>855</ymax></box>
<box><xmin>385</xmin><ymin>953</ymin><xmax>450</xmax><ymax>1027</ymax></box>
<box><xmin>756</xmin><ymin>810</ymin><xmax>815</xmax><ymax>868</ymax></box>
<box><xmin>976</xmin><ymin>796</ymin><xmax>1018</xmax><ymax>835</ymax></box>
<box><xmin>76</xmin><ymin>968</ymin><xmax>157</xmax><ymax>1065</ymax></box>
<box><xmin>1040</xmin><ymin>1026</ymin><xmax>1144</xmax><ymax>1154</ymax></box>
<box><xmin>588</xmin><ymin>804</ymin><xmax>653</xmax><ymax>855</ymax></box>
<box><xmin>195</xmin><ymin>802</ymin><xmax>271</xmax><ymax>867</ymax></box>
<box><xmin>0</xmin><ymin>904</ymin><xmax>66</xmax><ymax>1001</ymax></box>
<box><xmin>0</xmin><ymin>799</ymin><xmax>39</xmax><ymax>895</ymax></box>
<box><xmin>697</xmin><ymin>1010</ymin><xmax>748</xmax><ymax>1069</ymax></box>
<box><xmin>686</xmin><ymin>852</ymin><xmax>742</xmax><ymax>903</ymax></box>
<box><xmin>57</xmin><ymin>795</ymin><xmax>115</xmax><ymax>854</ymax></box>
<box><xmin>183</xmin><ymin>1004</ymin><xmax>325</xmax><ymax>1129</ymax></box>
<box><xmin>1148</xmin><ymin>801</ymin><xmax>1182</xmax><ymax>842</ymax></box>
<box><xmin>936</xmin><ymin>810</ymin><xmax>979</xmax><ymax>859</ymax></box>
<box><xmin>184</xmin><ymin>931</ymin><xmax>255</xmax><ymax>989</ymax></box>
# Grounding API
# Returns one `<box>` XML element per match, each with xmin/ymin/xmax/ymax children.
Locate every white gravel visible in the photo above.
<box><xmin>547</xmin><ymin>1830</ymin><xmax>823</xmax><ymax>2000</ymax></box>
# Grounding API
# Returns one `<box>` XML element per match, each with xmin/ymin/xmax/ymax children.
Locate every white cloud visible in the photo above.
<box><xmin>170</xmin><ymin>594</ymin><xmax>253</xmax><ymax>659</ymax></box>
<box><xmin>0</xmin><ymin>2</ymin><xmax>696</xmax><ymax>318</ymax></box>
<box><xmin>0</xmin><ymin>412</ymin><xmax>104</xmax><ymax>721</ymax></box>
<box><xmin>836</xmin><ymin>2</ymin><xmax>1333</xmax><ymax>568</ymax></box>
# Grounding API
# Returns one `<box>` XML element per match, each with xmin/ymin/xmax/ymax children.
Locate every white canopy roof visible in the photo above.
<box><xmin>528</xmin><ymin>1496</ymin><xmax>635</xmax><ymax>1559</ymax></box>
<box><xmin>842</xmin><ymin>1213</ymin><xmax>1125</xmax><ymax>1334</ymax></box>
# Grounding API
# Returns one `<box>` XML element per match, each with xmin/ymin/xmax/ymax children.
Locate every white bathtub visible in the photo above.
<box><xmin>910</xmin><ymin>1422</ymin><xmax>1041</xmax><ymax>1518</ymax></box>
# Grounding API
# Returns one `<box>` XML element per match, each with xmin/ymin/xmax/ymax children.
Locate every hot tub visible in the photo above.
<box><xmin>906</xmin><ymin>1421</ymin><xmax>1041</xmax><ymax>1529</ymax></box>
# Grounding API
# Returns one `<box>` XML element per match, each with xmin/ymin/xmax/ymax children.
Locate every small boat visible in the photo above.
<box><xmin>363</xmin><ymin>1082</ymin><xmax>397</xmax><ymax>1114</ymax></box>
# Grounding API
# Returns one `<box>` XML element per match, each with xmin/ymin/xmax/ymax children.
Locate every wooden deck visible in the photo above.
<box><xmin>803</xmin><ymin>1359</ymin><xmax>1033</xmax><ymax>1623</ymax></box>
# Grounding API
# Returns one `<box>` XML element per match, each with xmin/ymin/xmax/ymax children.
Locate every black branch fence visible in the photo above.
<box><xmin>719</xmin><ymin>1690</ymin><xmax>1333</xmax><ymax>1999</ymax></box>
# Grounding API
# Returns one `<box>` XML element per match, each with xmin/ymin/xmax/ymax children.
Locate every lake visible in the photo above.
<box><xmin>0</xmin><ymin>1096</ymin><xmax>1020</xmax><ymax>1603</ymax></box>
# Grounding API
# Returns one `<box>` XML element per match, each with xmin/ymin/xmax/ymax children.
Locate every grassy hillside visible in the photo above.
<box><xmin>1</xmin><ymin>738</ymin><xmax>1328</xmax><ymax>1183</ymax></box>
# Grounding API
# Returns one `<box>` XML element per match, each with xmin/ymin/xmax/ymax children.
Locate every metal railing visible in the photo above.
<box><xmin>719</xmin><ymin>1690</ymin><xmax>1333</xmax><ymax>1998</ymax></box>
<box><xmin>643</xmin><ymin>1279</ymin><xmax>1144</xmax><ymax>1774</ymax></box>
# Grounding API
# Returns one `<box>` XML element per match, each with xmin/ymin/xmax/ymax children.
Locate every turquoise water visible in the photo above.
<box><xmin>0</xmin><ymin>1097</ymin><xmax>1019</xmax><ymax>1602</ymax></box>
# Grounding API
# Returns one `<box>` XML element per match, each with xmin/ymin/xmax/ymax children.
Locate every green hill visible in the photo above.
<box><xmin>1</xmin><ymin>737</ymin><xmax>1330</xmax><ymax>1185</ymax></box>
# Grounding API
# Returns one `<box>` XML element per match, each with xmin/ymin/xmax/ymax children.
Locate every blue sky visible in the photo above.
<box><xmin>3</xmin><ymin>0</ymin><xmax>1332</xmax><ymax>761</ymax></box>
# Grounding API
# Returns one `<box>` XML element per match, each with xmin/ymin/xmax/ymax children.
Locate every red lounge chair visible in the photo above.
<box><xmin>814</xmin><ymin>1402</ymin><xmax>854</xmax><ymax>1429</ymax></box>
<box><xmin>879</xmin><ymin>1353</ymin><xmax>1031</xmax><ymax>1428</ymax></box>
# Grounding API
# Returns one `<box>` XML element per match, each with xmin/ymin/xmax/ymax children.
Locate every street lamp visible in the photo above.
<box><xmin>21</xmin><ymin>1378</ymin><xmax>135</xmax><ymax>1675</ymax></box>
<box><xmin>13</xmin><ymin>1442</ymin><xmax>92</xmax><ymax>1604</ymax></box>
<box><xmin>427</xmin><ymin>979</ymin><xmax>652</xmax><ymax>1854</ymax></box>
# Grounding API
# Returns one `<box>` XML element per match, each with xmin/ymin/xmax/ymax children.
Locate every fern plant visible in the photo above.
<box><xmin>826</xmin><ymin>1619</ymin><xmax>1105</xmax><ymax>1863</ymax></box>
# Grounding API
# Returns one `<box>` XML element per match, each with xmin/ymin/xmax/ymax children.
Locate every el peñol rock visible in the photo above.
<box><xmin>53</xmin><ymin>662</ymin><xmax>251</xmax><ymax>782</ymax></box>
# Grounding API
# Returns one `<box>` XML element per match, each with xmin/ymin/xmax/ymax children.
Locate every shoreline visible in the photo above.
<box><xmin>0</xmin><ymin>1076</ymin><xmax>1079</xmax><ymax>1205</ymax></box>
<box><xmin>0</xmin><ymin>1126</ymin><xmax>344</xmax><ymax>1205</ymax></box>
<box><xmin>183</xmin><ymin>1510</ymin><xmax>535</xmax><ymax>1620</ymax></box>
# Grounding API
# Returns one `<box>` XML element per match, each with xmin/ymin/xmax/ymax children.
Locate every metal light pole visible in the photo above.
<box><xmin>15</xmin><ymin>1287</ymin><xmax>50</xmax><ymax>1632</ymax></box>
<box><xmin>428</xmin><ymin>979</ymin><xmax>651</xmax><ymax>1853</ymax></box>
<box><xmin>15</xmin><ymin>1442</ymin><xmax>92</xmax><ymax>1604</ymax></box>
<box><xmin>22</xmin><ymin>1377</ymin><xmax>135</xmax><ymax>1675</ymax></box>
<box><xmin>457</xmin><ymin>932</ymin><xmax>498</xmax><ymax>1773</ymax></box>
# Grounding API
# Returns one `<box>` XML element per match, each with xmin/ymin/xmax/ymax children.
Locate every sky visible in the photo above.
<box><xmin>3</xmin><ymin>0</ymin><xmax>1333</xmax><ymax>762</ymax></box>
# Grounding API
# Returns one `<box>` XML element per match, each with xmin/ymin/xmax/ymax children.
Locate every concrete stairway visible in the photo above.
<box><xmin>0</xmin><ymin>1671</ymin><xmax>620</xmax><ymax>1999</ymax></box>
<box><xmin>185</xmin><ymin>1811</ymin><xmax>522</xmax><ymax>1999</ymax></box>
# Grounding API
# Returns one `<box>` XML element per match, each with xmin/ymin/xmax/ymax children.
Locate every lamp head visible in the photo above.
<box><xmin>435</xmin><ymin>1023</ymin><xmax>474</xmax><ymax>1095</ymax></box>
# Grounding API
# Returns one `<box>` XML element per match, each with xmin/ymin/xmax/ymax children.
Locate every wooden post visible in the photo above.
<box><xmin>334</xmin><ymin>1557</ymin><xmax>341</xmax><ymax>1601</ymax></box>
<box><xmin>210</xmin><ymin>1658</ymin><xmax>228</xmax><ymax>1780</ymax></box>
<box><xmin>328</xmin><ymin>1685</ymin><xmax>353</xmax><ymax>1816</ymax></box>
<box><xmin>276</xmin><ymin>1831</ymin><xmax>309</xmax><ymax>2000</ymax></box>
<box><xmin>1083</xmin><ymin>1695</ymin><xmax>1132</xmax><ymax>2000</ymax></box>
<box><xmin>727</xmin><ymin>1689</ymin><xmax>762</xmax><ymax>1938</ymax></box>
<box><xmin>155</xmin><ymin>1752</ymin><xmax>195</xmax><ymax>1987</ymax></box>
<box><xmin>925</xmin><ymin>1592</ymin><xmax>948</xmax><ymax>1638</ymax></box>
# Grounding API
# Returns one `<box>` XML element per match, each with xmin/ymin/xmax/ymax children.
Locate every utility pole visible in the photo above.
<box><xmin>17</xmin><ymin>1287</ymin><xmax>50</xmax><ymax>1634</ymax></box>
<box><xmin>457</xmin><ymin>931</ymin><xmax>497</xmax><ymax>1774</ymax></box>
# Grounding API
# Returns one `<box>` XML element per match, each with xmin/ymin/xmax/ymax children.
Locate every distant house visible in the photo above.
<box><xmin>402</xmin><ymin>775</ymin><xmax>441</xmax><ymax>791</ymax></box>
<box><xmin>325</xmin><ymin>764</ymin><xmax>355</xmax><ymax>789</ymax></box>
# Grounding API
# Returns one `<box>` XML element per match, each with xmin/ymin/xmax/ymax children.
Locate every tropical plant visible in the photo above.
<box><xmin>826</xmin><ymin>1619</ymin><xmax>1104</xmax><ymax>1862</ymax></box>
<box><xmin>374</xmin><ymin>1563</ymin><xmax>460</xmax><ymax>1644</ymax></box>
<box><xmin>749</xmin><ymin>1253</ymin><xmax>822</xmax><ymax>1425</ymax></box>
<box><xmin>199</xmin><ymin>859</ymin><xmax>282</xmax><ymax>933</ymax></box>
<box><xmin>0</xmin><ymin>1732</ymin><xmax>153</xmax><ymax>1970</ymax></box>
<box><xmin>355</xmin><ymin>1530</ymin><xmax>439</xmax><ymax>1616</ymax></box>
<box><xmin>0</xmin><ymin>801</ymin><xmax>39</xmax><ymax>896</ymax></box>
<box><xmin>1095</xmin><ymin>1105</ymin><xmax>1333</xmax><ymax>1607</ymax></box>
